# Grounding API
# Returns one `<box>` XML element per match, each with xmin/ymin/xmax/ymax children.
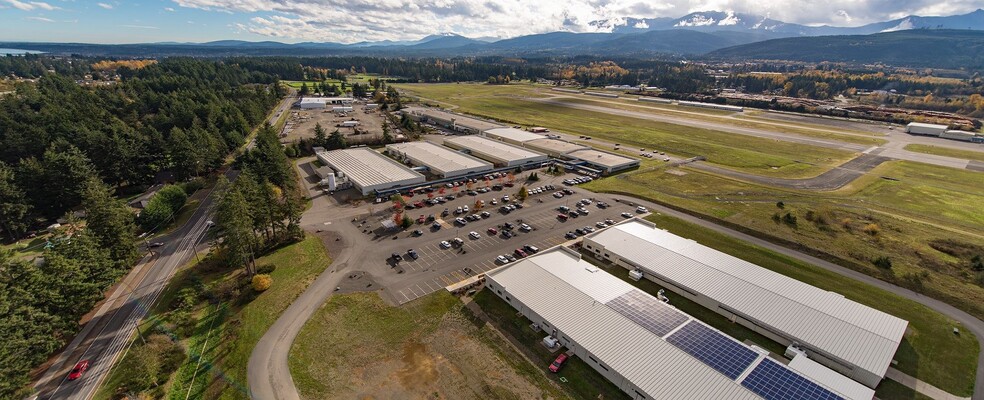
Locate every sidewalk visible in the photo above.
<box><xmin>887</xmin><ymin>368</ymin><xmax>971</xmax><ymax>400</ymax></box>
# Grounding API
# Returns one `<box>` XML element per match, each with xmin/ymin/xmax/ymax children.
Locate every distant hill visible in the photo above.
<box><xmin>707</xmin><ymin>29</ymin><xmax>984</xmax><ymax>69</ymax></box>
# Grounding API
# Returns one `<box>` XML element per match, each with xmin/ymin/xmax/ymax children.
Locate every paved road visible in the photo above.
<box><xmin>691</xmin><ymin>153</ymin><xmax>892</xmax><ymax>190</ymax></box>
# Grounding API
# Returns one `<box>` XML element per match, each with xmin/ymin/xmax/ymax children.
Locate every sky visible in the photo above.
<box><xmin>0</xmin><ymin>0</ymin><xmax>982</xmax><ymax>44</ymax></box>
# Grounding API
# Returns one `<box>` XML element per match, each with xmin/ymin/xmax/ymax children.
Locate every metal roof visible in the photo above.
<box><xmin>404</xmin><ymin>106</ymin><xmax>503</xmax><ymax>132</ymax></box>
<box><xmin>385</xmin><ymin>142</ymin><xmax>492</xmax><ymax>176</ymax></box>
<box><xmin>584</xmin><ymin>220</ymin><xmax>908</xmax><ymax>379</ymax></box>
<box><xmin>524</xmin><ymin>138</ymin><xmax>589</xmax><ymax>155</ymax></box>
<box><xmin>300</xmin><ymin>97</ymin><xmax>353</xmax><ymax>105</ymax></box>
<box><xmin>906</xmin><ymin>122</ymin><xmax>949</xmax><ymax>130</ymax></box>
<box><xmin>317</xmin><ymin>148</ymin><xmax>424</xmax><ymax>189</ymax></box>
<box><xmin>567</xmin><ymin>148</ymin><xmax>640</xmax><ymax>169</ymax></box>
<box><xmin>483</xmin><ymin>127</ymin><xmax>546</xmax><ymax>143</ymax></box>
<box><xmin>444</xmin><ymin>136</ymin><xmax>548</xmax><ymax>164</ymax></box>
<box><xmin>488</xmin><ymin>248</ymin><xmax>862</xmax><ymax>400</ymax></box>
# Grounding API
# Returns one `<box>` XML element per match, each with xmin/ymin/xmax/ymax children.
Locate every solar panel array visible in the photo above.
<box><xmin>666</xmin><ymin>321</ymin><xmax>760</xmax><ymax>379</ymax></box>
<box><xmin>741</xmin><ymin>359</ymin><xmax>845</xmax><ymax>400</ymax></box>
<box><xmin>605</xmin><ymin>290</ymin><xmax>689</xmax><ymax>336</ymax></box>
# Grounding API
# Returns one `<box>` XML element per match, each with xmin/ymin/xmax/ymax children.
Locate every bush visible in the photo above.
<box><xmin>252</xmin><ymin>274</ymin><xmax>273</xmax><ymax>292</ymax></box>
<box><xmin>840</xmin><ymin>218</ymin><xmax>853</xmax><ymax>231</ymax></box>
<box><xmin>862</xmin><ymin>223</ymin><xmax>881</xmax><ymax>236</ymax></box>
<box><xmin>113</xmin><ymin>334</ymin><xmax>185</xmax><ymax>394</ymax></box>
<box><xmin>256</xmin><ymin>264</ymin><xmax>277</xmax><ymax>274</ymax></box>
<box><xmin>782</xmin><ymin>212</ymin><xmax>797</xmax><ymax>227</ymax></box>
<box><xmin>181</xmin><ymin>178</ymin><xmax>206</xmax><ymax>195</ymax></box>
<box><xmin>776</xmin><ymin>201</ymin><xmax>784</xmax><ymax>209</ymax></box>
<box><xmin>872</xmin><ymin>256</ymin><xmax>893</xmax><ymax>269</ymax></box>
<box><xmin>138</xmin><ymin>184</ymin><xmax>188</xmax><ymax>230</ymax></box>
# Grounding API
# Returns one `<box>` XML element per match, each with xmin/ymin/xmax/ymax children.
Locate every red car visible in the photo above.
<box><xmin>413</xmin><ymin>201</ymin><xmax>425</xmax><ymax>208</ymax></box>
<box><xmin>68</xmin><ymin>360</ymin><xmax>90</xmax><ymax>381</ymax></box>
<box><xmin>557</xmin><ymin>214</ymin><xmax>569</xmax><ymax>221</ymax></box>
<box><xmin>487</xmin><ymin>227</ymin><xmax>498</xmax><ymax>235</ymax></box>
<box><xmin>549</xmin><ymin>353</ymin><xmax>568</xmax><ymax>373</ymax></box>
<box><xmin>514</xmin><ymin>248</ymin><xmax>528</xmax><ymax>258</ymax></box>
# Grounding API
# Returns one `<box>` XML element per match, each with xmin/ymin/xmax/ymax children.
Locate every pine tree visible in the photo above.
<box><xmin>216</xmin><ymin>178</ymin><xmax>257</xmax><ymax>274</ymax></box>
<box><xmin>313</xmin><ymin>122</ymin><xmax>328</xmax><ymax>148</ymax></box>
<box><xmin>327</xmin><ymin>129</ymin><xmax>347</xmax><ymax>150</ymax></box>
<box><xmin>81</xmin><ymin>179</ymin><xmax>138</xmax><ymax>265</ymax></box>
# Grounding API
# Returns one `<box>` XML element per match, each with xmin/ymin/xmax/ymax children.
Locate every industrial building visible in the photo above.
<box><xmin>677</xmin><ymin>100</ymin><xmax>744</xmax><ymax>112</ymax></box>
<box><xmin>404</xmin><ymin>107</ymin><xmax>503</xmax><ymax>134</ymax></box>
<box><xmin>298</xmin><ymin>97</ymin><xmax>354</xmax><ymax>109</ymax></box>
<box><xmin>385</xmin><ymin>141</ymin><xmax>493</xmax><ymax>178</ymax></box>
<box><xmin>905</xmin><ymin>122</ymin><xmax>949</xmax><ymax>136</ymax></box>
<box><xmin>486</xmin><ymin>247</ymin><xmax>874</xmax><ymax>400</ymax></box>
<box><xmin>582</xmin><ymin>219</ymin><xmax>908</xmax><ymax>389</ymax></box>
<box><xmin>638</xmin><ymin>97</ymin><xmax>674</xmax><ymax>104</ymax></box>
<box><xmin>482</xmin><ymin>127</ymin><xmax>546</xmax><ymax>145</ymax></box>
<box><xmin>443</xmin><ymin>136</ymin><xmax>548</xmax><ymax>167</ymax></box>
<box><xmin>566</xmin><ymin>148</ymin><xmax>640</xmax><ymax>174</ymax></box>
<box><xmin>316</xmin><ymin>148</ymin><xmax>425</xmax><ymax>195</ymax></box>
<box><xmin>523</xmin><ymin>138</ymin><xmax>589</xmax><ymax>157</ymax></box>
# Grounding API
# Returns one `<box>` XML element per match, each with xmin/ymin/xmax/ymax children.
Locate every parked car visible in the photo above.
<box><xmin>502</xmin><ymin>230</ymin><xmax>514</xmax><ymax>238</ymax></box>
<box><xmin>565</xmin><ymin>232</ymin><xmax>578</xmax><ymax>239</ymax></box>
<box><xmin>524</xmin><ymin>245</ymin><xmax>540</xmax><ymax>254</ymax></box>
<box><xmin>596</xmin><ymin>222</ymin><xmax>607</xmax><ymax>228</ymax></box>
<box><xmin>558</xmin><ymin>206</ymin><xmax>570</xmax><ymax>212</ymax></box>
<box><xmin>636</xmin><ymin>206</ymin><xmax>649</xmax><ymax>213</ymax></box>
<box><xmin>469</xmin><ymin>231</ymin><xmax>481</xmax><ymax>239</ymax></box>
<box><xmin>568</xmin><ymin>211</ymin><xmax>579</xmax><ymax>218</ymax></box>
<box><xmin>621</xmin><ymin>212</ymin><xmax>633</xmax><ymax>218</ymax></box>
<box><xmin>505</xmin><ymin>254</ymin><xmax>517</xmax><ymax>262</ymax></box>
<box><xmin>496</xmin><ymin>255</ymin><xmax>509</xmax><ymax>264</ymax></box>
<box><xmin>514</xmin><ymin>248</ymin><xmax>528</xmax><ymax>258</ymax></box>
<box><xmin>519</xmin><ymin>223</ymin><xmax>532</xmax><ymax>232</ymax></box>
<box><xmin>407</xmin><ymin>249</ymin><xmax>419</xmax><ymax>260</ymax></box>
<box><xmin>431</xmin><ymin>222</ymin><xmax>442</xmax><ymax>230</ymax></box>
<box><xmin>488</xmin><ymin>227</ymin><xmax>498</xmax><ymax>235</ymax></box>
<box><xmin>68</xmin><ymin>360</ymin><xmax>90</xmax><ymax>381</ymax></box>
<box><xmin>481</xmin><ymin>211</ymin><xmax>491</xmax><ymax>218</ymax></box>
<box><xmin>455</xmin><ymin>217</ymin><xmax>467</xmax><ymax>225</ymax></box>
<box><xmin>557</xmin><ymin>214</ymin><xmax>569</xmax><ymax>221</ymax></box>
<box><xmin>452</xmin><ymin>237</ymin><xmax>464</xmax><ymax>246</ymax></box>
<box><xmin>391</xmin><ymin>253</ymin><xmax>403</xmax><ymax>261</ymax></box>
<box><xmin>412</xmin><ymin>229</ymin><xmax>424</xmax><ymax>236</ymax></box>
<box><xmin>549</xmin><ymin>353</ymin><xmax>568</xmax><ymax>373</ymax></box>
<box><xmin>440</xmin><ymin>240</ymin><xmax>451</xmax><ymax>249</ymax></box>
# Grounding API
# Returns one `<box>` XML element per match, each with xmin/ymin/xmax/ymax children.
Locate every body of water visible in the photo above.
<box><xmin>0</xmin><ymin>48</ymin><xmax>44</xmax><ymax>55</ymax></box>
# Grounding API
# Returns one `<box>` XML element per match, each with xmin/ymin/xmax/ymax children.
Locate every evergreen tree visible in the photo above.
<box><xmin>313</xmin><ymin>122</ymin><xmax>328</xmax><ymax>148</ymax></box>
<box><xmin>381</xmin><ymin>123</ymin><xmax>393</xmax><ymax>144</ymax></box>
<box><xmin>216</xmin><ymin>178</ymin><xmax>257</xmax><ymax>274</ymax></box>
<box><xmin>81</xmin><ymin>179</ymin><xmax>138</xmax><ymax>265</ymax></box>
<box><xmin>0</xmin><ymin>162</ymin><xmax>30</xmax><ymax>241</ymax></box>
<box><xmin>299</xmin><ymin>82</ymin><xmax>310</xmax><ymax>96</ymax></box>
<box><xmin>327</xmin><ymin>129</ymin><xmax>347</xmax><ymax>150</ymax></box>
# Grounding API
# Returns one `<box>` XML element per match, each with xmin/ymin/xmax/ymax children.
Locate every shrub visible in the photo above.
<box><xmin>776</xmin><ymin>201</ymin><xmax>784</xmax><ymax>209</ymax></box>
<box><xmin>872</xmin><ymin>256</ymin><xmax>893</xmax><ymax>269</ymax></box>
<box><xmin>252</xmin><ymin>274</ymin><xmax>273</xmax><ymax>292</ymax></box>
<box><xmin>771</xmin><ymin>213</ymin><xmax>781</xmax><ymax>224</ymax></box>
<box><xmin>782</xmin><ymin>212</ymin><xmax>797</xmax><ymax>227</ymax></box>
<box><xmin>256</xmin><ymin>264</ymin><xmax>277</xmax><ymax>274</ymax></box>
<box><xmin>862</xmin><ymin>223</ymin><xmax>881</xmax><ymax>236</ymax></box>
<box><xmin>840</xmin><ymin>218</ymin><xmax>853</xmax><ymax>231</ymax></box>
<box><xmin>181</xmin><ymin>178</ymin><xmax>206</xmax><ymax>195</ymax></box>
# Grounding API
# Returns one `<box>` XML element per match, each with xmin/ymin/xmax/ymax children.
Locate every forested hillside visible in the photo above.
<box><xmin>0</xmin><ymin>58</ymin><xmax>282</xmax><ymax>398</ymax></box>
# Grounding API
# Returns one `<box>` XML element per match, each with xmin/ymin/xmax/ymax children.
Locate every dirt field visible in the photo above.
<box><xmin>289</xmin><ymin>291</ymin><xmax>565</xmax><ymax>400</ymax></box>
<box><xmin>284</xmin><ymin>101</ymin><xmax>392</xmax><ymax>145</ymax></box>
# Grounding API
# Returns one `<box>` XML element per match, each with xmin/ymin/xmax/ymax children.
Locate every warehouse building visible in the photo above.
<box><xmin>385</xmin><ymin>141</ymin><xmax>493</xmax><ymax>178</ymax></box>
<box><xmin>523</xmin><ymin>138</ymin><xmax>589</xmax><ymax>157</ymax></box>
<box><xmin>486</xmin><ymin>247</ymin><xmax>874</xmax><ymax>400</ymax></box>
<box><xmin>567</xmin><ymin>148</ymin><xmax>640</xmax><ymax>174</ymax></box>
<box><xmin>444</xmin><ymin>136</ymin><xmax>548</xmax><ymax>167</ymax></box>
<box><xmin>299</xmin><ymin>97</ymin><xmax>354</xmax><ymax>109</ymax></box>
<box><xmin>482</xmin><ymin>127</ymin><xmax>545</xmax><ymax>145</ymax></box>
<box><xmin>316</xmin><ymin>148</ymin><xmax>425</xmax><ymax>195</ymax></box>
<box><xmin>905</xmin><ymin>122</ymin><xmax>949</xmax><ymax>136</ymax></box>
<box><xmin>583</xmin><ymin>219</ymin><xmax>908</xmax><ymax>389</ymax></box>
<box><xmin>404</xmin><ymin>107</ymin><xmax>503</xmax><ymax>134</ymax></box>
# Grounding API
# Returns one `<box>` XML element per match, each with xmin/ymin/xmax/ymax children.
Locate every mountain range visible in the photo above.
<box><xmin>2</xmin><ymin>9</ymin><xmax>983</xmax><ymax>69</ymax></box>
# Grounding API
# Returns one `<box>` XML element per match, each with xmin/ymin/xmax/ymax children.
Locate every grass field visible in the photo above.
<box><xmin>554</xmin><ymin>96</ymin><xmax>887</xmax><ymax>146</ymax></box>
<box><xmin>284</xmin><ymin>74</ymin><xmax>398</xmax><ymax>89</ymax></box>
<box><xmin>398</xmin><ymin>83</ymin><xmax>857</xmax><ymax>179</ymax></box>
<box><xmin>904</xmin><ymin>144</ymin><xmax>984</xmax><ymax>163</ymax></box>
<box><xmin>95</xmin><ymin>236</ymin><xmax>331</xmax><ymax>400</ymax></box>
<box><xmin>289</xmin><ymin>291</ymin><xmax>570</xmax><ymax>399</ymax></box>
<box><xmin>641</xmin><ymin>213</ymin><xmax>978</xmax><ymax>397</ymax></box>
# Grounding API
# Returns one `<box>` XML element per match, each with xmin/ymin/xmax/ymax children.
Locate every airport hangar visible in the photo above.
<box><xmin>385</xmin><ymin>141</ymin><xmax>493</xmax><ymax>178</ymax></box>
<box><xmin>316</xmin><ymin>147</ymin><xmax>425</xmax><ymax>195</ymax></box>
<box><xmin>487</xmin><ymin>246</ymin><xmax>875</xmax><ymax>400</ymax></box>
<box><xmin>481</xmin><ymin>127</ymin><xmax>640</xmax><ymax>174</ymax></box>
<box><xmin>443</xmin><ymin>136</ymin><xmax>548</xmax><ymax>168</ymax></box>
<box><xmin>404</xmin><ymin>107</ymin><xmax>503</xmax><ymax>134</ymax></box>
<box><xmin>298</xmin><ymin>97</ymin><xmax>354</xmax><ymax>109</ymax></box>
<box><xmin>582</xmin><ymin>219</ymin><xmax>908</xmax><ymax>389</ymax></box>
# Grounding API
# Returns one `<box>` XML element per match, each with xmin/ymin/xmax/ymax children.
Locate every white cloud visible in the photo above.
<box><xmin>168</xmin><ymin>0</ymin><xmax>984</xmax><ymax>42</ymax></box>
<box><xmin>122</xmin><ymin>24</ymin><xmax>160</xmax><ymax>29</ymax></box>
<box><xmin>26</xmin><ymin>16</ymin><xmax>54</xmax><ymax>22</ymax></box>
<box><xmin>3</xmin><ymin>0</ymin><xmax>57</xmax><ymax>11</ymax></box>
<box><xmin>97</xmin><ymin>2</ymin><xmax>112</xmax><ymax>9</ymax></box>
<box><xmin>164</xmin><ymin>6</ymin><xmax>175</xmax><ymax>11</ymax></box>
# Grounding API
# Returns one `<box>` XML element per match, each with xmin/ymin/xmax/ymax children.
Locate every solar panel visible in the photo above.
<box><xmin>606</xmin><ymin>290</ymin><xmax>688</xmax><ymax>337</ymax></box>
<box><xmin>666</xmin><ymin>321</ymin><xmax>760</xmax><ymax>380</ymax></box>
<box><xmin>741</xmin><ymin>359</ymin><xmax>845</xmax><ymax>400</ymax></box>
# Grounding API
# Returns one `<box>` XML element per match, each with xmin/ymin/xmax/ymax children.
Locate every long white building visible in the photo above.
<box><xmin>316</xmin><ymin>148</ymin><xmax>425</xmax><ymax>195</ymax></box>
<box><xmin>582</xmin><ymin>219</ymin><xmax>908</xmax><ymax>388</ymax></box>
<box><xmin>299</xmin><ymin>97</ymin><xmax>354</xmax><ymax>109</ymax></box>
<box><xmin>486</xmin><ymin>247</ymin><xmax>874</xmax><ymax>400</ymax></box>
<box><xmin>385</xmin><ymin>141</ymin><xmax>493</xmax><ymax>178</ymax></box>
<box><xmin>443</xmin><ymin>136</ymin><xmax>548</xmax><ymax>167</ymax></box>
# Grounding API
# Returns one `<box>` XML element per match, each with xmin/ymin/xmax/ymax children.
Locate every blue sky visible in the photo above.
<box><xmin>1</xmin><ymin>0</ymin><xmax>982</xmax><ymax>44</ymax></box>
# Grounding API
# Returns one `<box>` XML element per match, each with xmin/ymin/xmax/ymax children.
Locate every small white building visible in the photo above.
<box><xmin>905</xmin><ymin>122</ymin><xmax>949</xmax><ymax>136</ymax></box>
<box><xmin>339</xmin><ymin>120</ymin><xmax>360</xmax><ymax>127</ymax></box>
<box><xmin>332</xmin><ymin>106</ymin><xmax>354</xmax><ymax>113</ymax></box>
<box><xmin>566</xmin><ymin>148</ymin><xmax>640</xmax><ymax>174</ymax></box>
<box><xmin>386</xmin><ymin>141</ymin><xmax>493</xmax><ymax>178</ymax></box>
<box><xmin>316</xmin><ymin>148</ymin><xmax>425</xmax><ymax>195</ymax></box>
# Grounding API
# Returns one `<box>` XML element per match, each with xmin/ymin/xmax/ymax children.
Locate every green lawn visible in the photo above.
<box><xmin>289</xmin><ymin>291</ymin><xmax>569</xmax><ymax>399</ymax></box>
<box><xmin>904</xmin><ymin>144</ymin><xmax>984</xmax><ymax>163</ymax></box>
<box><xmin>642</xmin><ymin>213</ymin><xmax>978</xmax><ymax>397</ymax></box>
<box><xmin>95</xmin><ymin>235</ymin><xmax>331</xmax><ymax>400</ymax></box>
<box><xmin>397</xmin><ymin>83</ymin><xmax>857</xmax><ymax>179</ymax></box>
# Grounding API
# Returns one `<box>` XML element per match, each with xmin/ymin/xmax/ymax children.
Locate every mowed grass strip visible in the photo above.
<box><xmin>904</xmin><ymin>144</ymin><xmax>984</xmax><ymax>163</ymax></box>
<box><xmin>398</xmin><ymin>84</ymin><xmax>856</xmax><ymax>179</ymax></box>
<box><xmin>289</xmin><ymin>291</ymin><xmax>569</xmax><ymax>400</ymax></box>
<box><xmin>643</xmin><ymin>213</ymin><xmax>978</xmax><ymax>397</ymax></box>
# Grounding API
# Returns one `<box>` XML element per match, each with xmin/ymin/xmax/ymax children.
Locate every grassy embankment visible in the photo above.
<box><xmin>397</xmin><ymin>83</ymin><xmax>857</xmax><ymax>179</ymax></box>
<box><xmin>95</xmin><ymin>236</ymin><xmax>330</xmax><ymax>400</ymax></box>
<box><xmin>905</xmin><ymin>144</ymin><xmax>984</xmax><ymax>163</ymax></box>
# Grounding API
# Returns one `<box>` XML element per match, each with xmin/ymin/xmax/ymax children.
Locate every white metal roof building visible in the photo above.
<box><xmin>443</xmin><ymin>136</ymin><xmax>548</xmax><ymax>167</ymax></box>
<box><xmin>567</xmin><ymin>148</ymin><xmax>640</xmax><ymax>174</ymax></box>
<box><xmin>482</xmin><ymin>127</ymin><xmax>546</xmax><ymax>145</ymax></box>
<box><xmin>905</xmin><ymin>122</ymin><xmax>949</xmax><ymax>136</ymax></box>
<box><xmin>385</xmin><ymin>141</ymin><xmax>493</xmax><ymax>178</ymax></box>
<box><xmin>523</xmin><ymin>138</ymin><xmax>589</xmax><ymax>157</ymax></box>
<box><xmin>299</xmin><ymin>97</ymin><xmax>354</xmax><ymax>109</ymax></box>
<box><xmin>582</xmin><ymin>219</ymin><xmax>908</xmax><ymax>388</ymax></box>
<box><xmin>316</xmin><ymin>148</ymin><xmax>425</xmax><ymax>195</ymax></box>
<box><xmin>486</xmin><ymin>247</ymin><xmax>872</xmax><ymax>400</ymax></box>
<box><xmin>404</xmin><ymin>106</ymin><xmax>503</xmax><ymax>134</ymax></box>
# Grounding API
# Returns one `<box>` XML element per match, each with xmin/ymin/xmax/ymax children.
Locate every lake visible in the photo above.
<box><xmin>0</xmin><ymin>48</ymin><xmax>44</xmax><ymax>55</ymax></box>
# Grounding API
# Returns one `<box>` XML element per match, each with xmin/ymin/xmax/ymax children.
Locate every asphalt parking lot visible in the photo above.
<box><xmin>358</xmin><ymin>173</ymin><xmax>644</xmax><ymax>304</ymax></box>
